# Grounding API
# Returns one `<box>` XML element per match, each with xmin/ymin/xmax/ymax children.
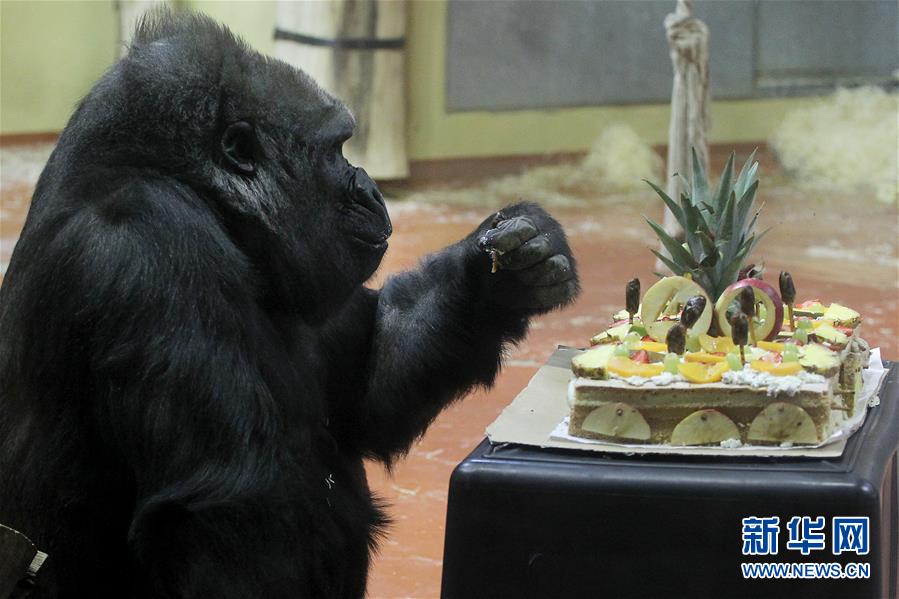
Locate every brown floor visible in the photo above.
<box><xmin>1</xmin><ymin>143</ymin><xmax>897</xmax><ymax>597</ymax></box>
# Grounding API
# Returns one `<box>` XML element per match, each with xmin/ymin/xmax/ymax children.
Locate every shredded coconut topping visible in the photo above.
<box><xmin>610</xmin><ymin>372</ymin><xmax>685</xmax><ymax>386</ymax></box>
<box><xmin>720</xmin><ymin>365</ymin><xmax>826</xmax><ymax>397</ymax></box>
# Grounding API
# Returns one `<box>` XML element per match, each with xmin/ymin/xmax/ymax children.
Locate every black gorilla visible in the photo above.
<box><xmin>0</xmin><ymin>13</ymin><xmax>578</xmax><ymax>598</ymax></box>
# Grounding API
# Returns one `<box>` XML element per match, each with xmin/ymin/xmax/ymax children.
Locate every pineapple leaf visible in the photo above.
<box><xmin>745</xmin><ymin>226</ymin><xmax>772</xmax><ymax>257</ymax></box>
<box><xmin>713</xmin><ymin>152</ymin><xmax>736</xmax><ymax>213</ymax></box>
<box><xmin>644</xmin><ymin>179</ymin><xmax>686</xmax><ymax>231</ymax></box>
<box><xmin>730</xmin><ymin>181</ymin><xmax>760</xmax><ymax>257</ymax></box>
<box><xmin>699</xmin><ymin>251</ymin><xmax>719</xmax><ymax>268</ymax></box>
<box><xmin>650</xmin><ymin>250</ymin><xmax>686</xmax><ymax>276</ymax></box>
<box><xmin>699</xmin><ymin>201</ymin><xmax>716</xmax><ymax>215</ymax></box>
<box><xmin>717</xmin><ymin>190</ymin><xmax>737</xmax><ymax>245</ymax></box>
<box><xmin>679</xmin><ymin>194</ymin><xmax>704</xmax><ymax>258</ymax></box>
<box><xmin>734</xmin><ymin>179</ymin><xmax>759</xmax><ymax>226</ymax></box>
<box><xmin>644</xmin><ymin>216</ymin><xmax>698</xmax><ymax>269</ymax></box>
<box><xmin>697</xmin><ymin>230</ymin><xmax>718</xmax><ymax>265</ymax></box>
<box><xmin>691</xmin><ymin>147</ymin><xmax>709</xmax><ymax>207</ymax></box>
<box><xmin>718</xmin><ymin>242</ymin><xmax>755</xmax><ymax>293</ymax></box>
<box><xmin>690</xmin><ymin>270</ymin><xmax>716</xmax><ymax>299</ymax></box>
<box><xmin>734</xmin><ymin>149</ymin><xmax>759</xmax><ymax>198</ymax></box>
<box><xmin>676</xmin><ymin>173</ymin><xmax>692</xmax><ymax>199</ymax></box>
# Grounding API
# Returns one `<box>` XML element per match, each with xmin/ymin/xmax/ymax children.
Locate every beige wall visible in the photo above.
<box><xmin>405</xmin><ymin>1</ymin><xmax>825</xmax><ymax>160</ymax></box>
<box><xmin>1</xmin><ymin>0</ymin><xmax>822</xmax><ymax>161</ymax></box>
<box><xmin>0</xmin><ymin>0</ymin><xmax>119</xmax><ymax>134</ymax></box>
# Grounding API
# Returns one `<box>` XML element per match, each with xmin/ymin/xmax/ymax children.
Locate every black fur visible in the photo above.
<box><xmin>0</xmin><ymin>12</ymin><xmax>578</xmax><ymax>598</ymax></box>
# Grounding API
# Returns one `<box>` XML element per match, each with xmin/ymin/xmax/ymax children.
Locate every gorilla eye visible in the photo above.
<box><xmin>221</xmin><ymin>121</ymin><xmax>257</xmax><ymax>175</ymax></box>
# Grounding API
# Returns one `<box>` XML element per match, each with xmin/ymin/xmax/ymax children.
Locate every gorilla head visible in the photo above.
<box><xmin>73</xmin><ymin>13</ymin><xmax>392</xmax><ymax>317</ymax></box>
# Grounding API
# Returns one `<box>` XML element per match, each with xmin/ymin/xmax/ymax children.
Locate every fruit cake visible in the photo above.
<box><xmin>567</xmin><ymin>151</ymin><xmax>871</xmax><ymax>447</ymax></box>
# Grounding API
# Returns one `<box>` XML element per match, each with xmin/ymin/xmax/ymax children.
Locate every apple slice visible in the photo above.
<box><xmin>645</xmin><ymin>319</ymin><xmax>676</xmax><ymax>342</ymax></box>
<box><xmin>581</xmin><ymin>402</ymin><xmax>651</xmax><ymax>440</ymax></box>
<box><xmin>670</xmin><ymin>409</ymin><xmax>740</xmax><ymax>446</ymax></box>
<box><xmin>747</xmin><ymin>403</ymin><xmax>819</xmax><ymax>444</ymax></box>
<box><xmin>715</xmin><ymin>279</ymin><xmax>784</xmax><ymax>341</ymax></box>
<box><xmin>639</xmin><ymin>276</ymin><xmax>712</xmax><ymax>341</ymax></box>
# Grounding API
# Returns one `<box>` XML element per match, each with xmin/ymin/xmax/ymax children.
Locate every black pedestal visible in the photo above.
<box><xmin>442</xmin><ymin>363</ymin><xmax>898</xmax><ymax>599</ymax></box>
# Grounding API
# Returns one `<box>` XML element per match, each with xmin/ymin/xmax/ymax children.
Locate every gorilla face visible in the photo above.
<box><xmin>191</xmin><ymin>38</ymin><xmax>393</xmax><ymax>316</ymax></box>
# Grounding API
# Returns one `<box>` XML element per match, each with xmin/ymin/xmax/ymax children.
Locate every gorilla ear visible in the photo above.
<box><xmin>221</xmin><ymin>121</ymin><xmax>257</xmax><ymax>175</ymax></box>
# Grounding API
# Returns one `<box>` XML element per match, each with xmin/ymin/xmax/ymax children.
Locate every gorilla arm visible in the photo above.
<box><xmin>320</xmin><ymin>202</ymin><xmax>579</xmax><ymax>463</ymax></box>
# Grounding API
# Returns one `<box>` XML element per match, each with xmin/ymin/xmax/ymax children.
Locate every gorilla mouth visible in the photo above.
<box><xmin>344</xmin><ymin>167</ymin><xmax>392</xmax><ymax>250</ymax></box>
<box><xmin>350</xmin><ymin>227</ymin><xmax>389</xmax><ymax>249</ymax></box>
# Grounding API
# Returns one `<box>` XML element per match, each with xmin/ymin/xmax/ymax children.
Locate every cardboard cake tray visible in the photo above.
<box><xmin>486</xmin><ymin>346</ymin><xmax>887</xmax><ymax>458</ymax></box>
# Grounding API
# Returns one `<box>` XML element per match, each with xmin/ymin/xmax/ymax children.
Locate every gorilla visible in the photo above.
<box><xmin>0</xmin><ymin>13</ymin><xmax>578</xmax><ymax>598</ymax></box>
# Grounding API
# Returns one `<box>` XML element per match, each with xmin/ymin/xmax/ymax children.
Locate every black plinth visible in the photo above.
<box><xmin>442</xmin><ymin>363</ymin><xmax>898</xmax><ymax>599</ymax></box>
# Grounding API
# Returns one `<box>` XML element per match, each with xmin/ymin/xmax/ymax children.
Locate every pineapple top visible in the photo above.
<box><xmin>645</xmin><ymin>149</ymin><xmax>766</xmax><ymax>300</ymax></box>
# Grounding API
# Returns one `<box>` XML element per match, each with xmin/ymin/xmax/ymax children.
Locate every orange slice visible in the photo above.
<box><xmin>678</xmin><ymin>361</ymin><xmax>729</xmax><ymax>384</ymax></box>
<box><xmin>749</xmin><ymin>360</ymin><xmax>803</xmax><ymax>376</ymax></box>
<box><xmin>699</xmin><ymin>334</ymin><xmax>735</xmax><ymax>354</ymax></box>
<box><xmin>684</xmin><ymin>352</ymin><xmax>726</xmax><ymax>364</ymax></box>
<box><xmin>636</xmin><ymin>341</ymin><xmax>669</xmax><ymax>354</ymax></box>
<box><xmin>756</xmin><ymin>340</ymin><xmax>785</xmax><ymax>353</ymax></box>
<box><xmin>607</xmin><ymin>356</ymin><xmax>666</xmax><ymax>378</ymax></box>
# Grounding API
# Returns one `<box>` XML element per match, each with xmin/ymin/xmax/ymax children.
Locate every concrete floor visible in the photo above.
<box><xmin>1</xmin><ymin>143</ymin><xmax>897</xmax><ymax>597</ymax></box>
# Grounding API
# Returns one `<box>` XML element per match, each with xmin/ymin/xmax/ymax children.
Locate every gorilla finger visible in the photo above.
<box><xmin>497</xmin><ymin>234</ymin><xmax>552</xmax><ymax>270</ymax></box>
<box><xmin>516</xmin><ymin>254</ymin><xmax>574</xmax><ymax>286</ymax></box>
<box><xmin>477</xmin><ymin>216</ymin><xmax>538</xmax><ymax>254</ymax></box>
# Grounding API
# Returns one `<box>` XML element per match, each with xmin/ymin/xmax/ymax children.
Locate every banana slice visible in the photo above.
<box><xmin>581</xmin><ymin>402</ymin><xmax>650</xmax><ymax>440</ymax></box>
<box><xmin>670</xmin><ymin>409</ymin><xmax>740</xmax><ymax>445</ymax></box>
<box><xmin>747</xmin><ymin>402</ymin><xmax>818</xmax><ymax>444</ymax></box>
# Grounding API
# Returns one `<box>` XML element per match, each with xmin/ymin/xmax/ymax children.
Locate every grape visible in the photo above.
<box><xmin>623</xmin><ymin>332</ymin><xmax>642</xmax><ymax>350</ymax></box>
<box><xmin>793</xmin><ymin>328</ymin><xmax>809</xmax><ymax>344</ymax></box>
<box><xmin>726</xmin><ymin>353</ymin><xmax>742</xmax><ymax>371</ymax></box>
<box><xmin>797</xmin><ymin>318</ymin><xmax>813</xmax><ymax>330</ymax></box>
<box><xmin>783</xmin><ymin>351</ymin><xmax>799</xmax><ymax>363</ymax></box>
<box><xmin>685</xmin><ymin>332</ymin><xmax>701</xmax><ymax>353</ymax></box>
<box><xmin>664</xmin><ymin>352</ymin><xmax>680</xmax><ymax>374</ymax></box>
<box><xmin>614</xmin><ymin>344</ymin><xmax>630</xmax><ymax>357</ymax></box>
<box><xmin>783</xmin><ymin>342</ymin><xmax>799</xmax><ymax>358</ymax></box>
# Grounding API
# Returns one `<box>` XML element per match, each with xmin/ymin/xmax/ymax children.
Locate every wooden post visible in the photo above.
<box><xmin>660</xmin><ymin>0</ymin><xmax>710</xmax><ymax>258</ymax></box>
<box><xmin>274</xmin><ymin>0</ymin><xmax>409</xmax><ymax>180</ymax></box>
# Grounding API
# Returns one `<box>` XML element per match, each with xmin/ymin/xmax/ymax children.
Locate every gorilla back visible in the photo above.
<box><xmin>0</xmin><ymin>12</ymin><xmax>578</xmax><ymax>599</ymax></box>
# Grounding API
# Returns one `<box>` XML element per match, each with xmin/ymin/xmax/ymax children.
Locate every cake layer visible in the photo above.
<box><xmin>568</xmin><ymin>402</ymin><xmax>832</xmax><ymax>445</ymax></box>
<box><xmin>568</xmin><ymin>376</ymin><xmax>836</xmax><ymax>445</ymax></box>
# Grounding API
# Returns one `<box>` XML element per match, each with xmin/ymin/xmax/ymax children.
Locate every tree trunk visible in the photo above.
<box><xmin>274</xmin><ymin>0</ymin><xmax>409</xmax><ymax>180</ymax></box>
<box><xmin>659</xmin><ymin>0</ymin><xmax>711</xmax><ymax>267</ymax></box>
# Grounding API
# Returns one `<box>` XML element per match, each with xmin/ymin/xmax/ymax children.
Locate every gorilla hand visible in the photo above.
<box><xmin>475</xmin><ymin>202</ymin><xmax>579</xmax><ymax>315</ymax></box>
